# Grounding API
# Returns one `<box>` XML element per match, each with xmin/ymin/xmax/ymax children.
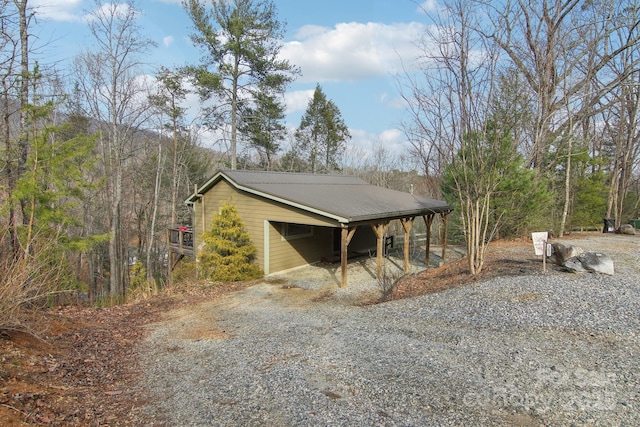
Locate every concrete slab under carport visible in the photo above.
<box><xmin>265</xmin><ymin>246</ymin><xmax>466</xmax><ymax>302</ymax></box>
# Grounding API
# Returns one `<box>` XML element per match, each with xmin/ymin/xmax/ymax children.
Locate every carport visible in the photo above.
<box><xmin>186</xmin><ymin>170</ymin><xmax>453</xmax><ymax>288</ymax></box>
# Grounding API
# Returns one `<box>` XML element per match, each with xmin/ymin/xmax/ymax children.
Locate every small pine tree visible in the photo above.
<box><xmin>198</xmin><ymin>202</ymin><xmax>263</xmax><ymax>282</ymax></box>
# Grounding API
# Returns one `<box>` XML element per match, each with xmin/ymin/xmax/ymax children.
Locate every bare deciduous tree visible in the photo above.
<box><xmin>481</xmin><ymin>0</ymin><xmax>640</xmax><ymax>174</ymax></box>
<box><xmin>1</xmin><ymin>0</ymin><xmax>21</xmax><ymax>258</ymax></box>
<box><xmin>602</xmin><ymin>6</ymin><xmax>640</xmax><ymax>227</ymax></box>
<box><xmin>402</xmin><ymin>0</ymin><xmax>505</xmax><ymax>274</ymax></box>
<box><xmin>150</xmin><ymin>67</ymin><xmax>190</xmax><ymax>227</ymax></box>
<box><xmin>1</xmin><ymin>0</ymin><xmax>34</xmax><ymax>258</ymax></box>
<box><xmin>74</xmin><ymin>0</ymin><xmax>155</xmax><ymax>301</ymax></box>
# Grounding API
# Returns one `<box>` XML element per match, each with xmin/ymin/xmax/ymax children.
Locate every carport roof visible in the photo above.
<box><xmin>186</xmin><ymin>170</ymin><xmax>452</xmax><ymax>225</ymax></box>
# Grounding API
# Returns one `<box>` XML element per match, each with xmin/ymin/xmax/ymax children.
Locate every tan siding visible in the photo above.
<box><xmin>268</xmin><ymin>224</ymin><xmax>334</xmax><ymax>272</ymax></box>
<box><xmin>193</xmin><ymin>179</ymin><xmax>341</xmax><ymax>274</ymax></box>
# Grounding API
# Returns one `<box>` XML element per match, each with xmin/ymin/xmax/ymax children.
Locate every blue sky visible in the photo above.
<box><xmin>31</xmin><ymin>0</ymin><xmax>438</xmax><ymax>161</ymax></box>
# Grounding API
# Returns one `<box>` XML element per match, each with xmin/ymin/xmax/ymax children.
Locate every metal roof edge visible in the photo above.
<box><xmin>184</xmin><ymin>171</ymin><xmax>225</xmax><ymax>204</ymax></box>
<box><xmin>346</xmin><ymin>207</ymin><xmax>453</xmax><ymax>225</ymax></box>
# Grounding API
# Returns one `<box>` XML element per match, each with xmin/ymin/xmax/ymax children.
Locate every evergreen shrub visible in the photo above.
<box><xmin>198</xmin><ymin>202</ymin><xmax>263</xmax><ymax>282</ymax></box>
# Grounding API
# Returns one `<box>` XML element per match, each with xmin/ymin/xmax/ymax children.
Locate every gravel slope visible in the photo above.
<box><xmin>138</xmin><ymin>234</ymin><xmax>640</xmax><ymax>426</ymax></box>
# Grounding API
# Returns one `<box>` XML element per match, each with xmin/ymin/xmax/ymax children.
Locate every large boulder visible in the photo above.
<box><xmin>550</xmin><ymin>242</ymin><xmax>615</xmax><ymax>275</ymax></box>
<box><xmin>562</xmin><ymin>257</ymin><xmax>587</xmax><ymax>273</ymax></box>
<box><xmin>551</xmin><ymin>242</ymin><xmax>583</xmax><ymax>265</ymax></box>
<box><xmin>618</xmin><ymin>224</ymin><xmax>636</xmax><ymax>235</ymax></box>
<box><xmin>577</xmin><ymin>252</ymin><xmax>615</xmax><ymax>275</ymax></box>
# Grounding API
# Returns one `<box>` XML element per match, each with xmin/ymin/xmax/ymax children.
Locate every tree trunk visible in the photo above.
<box><xmin>2</xmin><ymin>71</ymin><xmax>21</xmax><ymax>259</ymax></box>
<box><xmin>16</xmin><ymin>0</ymin><xmax>29</xmax><ymax>227</ymax></box>
<box><xmin>109</xmin><ymin>188</ymin><xmax>123</xmax><ymax>299</ymax></box>
<box><xmin>559</xmin><ymin>136</ymin><xmax>572</xmax><ymax>237</ymax></box>
<box><xmin>147</xmin><ymin>142</ymin><xmax>163</xmax><ymax>281</ymax></box>
<box><xmin>171</xmin><ymin>119</ymin><xmax>179</xmax><ymax>226</ymax></box>
<box><xmin>109</xmin><ymin>122</ymin><xmax>124</xmax><ymax>299</ymax></box>
<box><xmin>230</xmin><ymin>57</ymin><xmax>240</xmax><ymax>170</ymax></box>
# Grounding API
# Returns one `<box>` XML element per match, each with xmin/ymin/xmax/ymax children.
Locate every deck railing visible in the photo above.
<box><xmin>168</xmin><ymin>227</ymin><xmax>194</xmax><ymax>257</ymax></box>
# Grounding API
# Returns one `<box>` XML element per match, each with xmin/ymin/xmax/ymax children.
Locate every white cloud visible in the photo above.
<box><xmin>348</xmin><ymin>128</ymin><xmax>404</xmax><ymax>151</ymax></box>
<box><xmin>276</xmin><ymin>125</ymin><xmax>408</xmax><ymax>168</ymax></box>
<box><xmin>377</xmin><ymin>92</ymin><xmax>405</xmax><ymax>110</ymax></box>
<box><xmin>348</xmin><ymin>128</ymin><xmax>378</xmax><ymax>152</ymax></box>
<box><xmin>284</xmin><ymin>89</ymin><xmax>315</xmax><ymax>114</ymax></box>
<box><xmin>379</xmin><ymin>128</ymin><xmax>404</xmax><ymax>144</ymax></box>
<box><xmin>32</xmin><ymin>0</ymin><xmax>83</xmax><ymax>22</ymax></box>
<box><xmin>341</xmin><ymin>127</ymin><xmax>408</xmax><ymax>166</ymax></box>
<box><xmin>163</xmin><ymin>35</ymin><xmax>175</xmax><ymax>48</ymax></box>
<box><xmin>294</xmin><ymin>25</ymin><xmax>329</xmax><ymax>39</ymax></box>
<box><xmin>416</xmin><ymin>0</ymin><xmax>440</xmax><ymax>13</ymax></box>
<box><xmin>281</xmin><ymin>21</ymin><xmax>427</xmax><ymax>83</ymax></box>
<box><xmin>30</xmin><ymin>0</ymin><xmax>145</xmax><ymax>23</ymax></box>
<box><xmin>82</xmin><ymin>3</ymin><xmax>140</xmax><ymax>24</ymax></box>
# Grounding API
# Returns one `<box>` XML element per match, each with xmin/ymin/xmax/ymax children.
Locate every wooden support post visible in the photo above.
<box><xmin>195</xmin><ymin>183</ymin><xmax>204</xmax><ymax>236</ymax></box>
<box><xmin>423</xmin><ymin>214</ymin><xmax>434</xmax><ymax>266</ymax></box>
<box><xmin>441</xmin><ymin>212</ymin><xmax>449</xmax><ymax>261</ymax></box>
<box><xmin>167</xmin><ymin>228</ymin><xmax>174</xmax><ymax>285</ymax></box>
<box><xmin>200</xmin><ymin>194</ymin><xmax>205</xmax><ymax>235</ymax></box>
<box><xmin>370</xmin><ymin>222</ymin><xmax>390</xmax><ymax>279</ymax></box>
<box><xmin>340</xmin><ymin>226</ymin><xmax>357</xmax><ymax>288</ymax></box>
<box><xmin>401</xmin><ymin>217</ymin><xmax>414</xmax><ymax>273</ymax></box>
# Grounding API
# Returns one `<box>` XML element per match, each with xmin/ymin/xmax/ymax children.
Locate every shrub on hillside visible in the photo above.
<box><xmin>197</xmin><ymin>202</ymin><xmax>263</xmax><ymax>282</ymax></box>
<box><xmin>0</xmin><ymin>230</ymin><xmax>79</xmax><ymax>334</ymax></box>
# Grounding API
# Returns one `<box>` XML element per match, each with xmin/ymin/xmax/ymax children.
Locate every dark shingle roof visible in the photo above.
<box><xmin>186</xmin><ymin>170</ymin><xmax>452</xmax><ymax>224</ymax></box>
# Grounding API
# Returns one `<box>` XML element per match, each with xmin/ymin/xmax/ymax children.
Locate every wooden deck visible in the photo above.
<box><xmin>168</xmin><ymin>227</ymin><xmax>194</xmax><ymax>257</ymax></box>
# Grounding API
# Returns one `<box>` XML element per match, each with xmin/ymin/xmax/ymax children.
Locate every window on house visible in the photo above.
<box><xmin>281</xmin><ymin>223</ymin><xmax>313</xmax><ymax>240</ymax></box>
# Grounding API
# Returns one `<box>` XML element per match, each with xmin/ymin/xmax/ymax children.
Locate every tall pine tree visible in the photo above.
<box><xmin>295</xmin><ymin>84</ymin><xmax>350</xmax><ymax>173</ymax></box>
<box><xmin>183</xmin><ymin>0</ymin><xmax>298</xmax><ymax>169</ymax></box>
<box><xmin>239</xmin><ymin>87</ymin><xmax>286</xmax><ymax>170</ymax></box>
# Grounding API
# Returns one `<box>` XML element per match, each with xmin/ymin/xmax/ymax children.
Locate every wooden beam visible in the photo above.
<box><xmin>370</xmin><ymin>222</ymin><xmax>390</xmax><ymax>279</ymax></box>
<box><xmin>401</xmin><ymin>217</ymin><xmax>414</xmax><ymax>273</ymax></box>
<box><xmin>200</xmin><ymin>193</ymin><xmax>205</xmax><ymax>238</ymax></box>
<box><xmin>194</xmin><ymin>184</ymin><xmax>204</xmax><ymax>238</ymax></box>
<box><xmin>340</xmin><ymin>226</ymin><xmax>357</xmax><ymax>288</ymax></box>
<box><xmin>171</xmin><ymin>253</ymin><xmax>185</xmax><ymax>271</ymax></box>
<box><xmin>423</xmin><ymin>214</ymin><xmax>434</xmax><ymax>266</ymax></box>
<box><xmin>167</xmin><ymin>228</ymin><xmax>174</xmax><ymax>285</ymax></box>
<box><xmin>441</xmin><ymin>212</ymin><xmax>449</xmax><ymax>261</ymax></box>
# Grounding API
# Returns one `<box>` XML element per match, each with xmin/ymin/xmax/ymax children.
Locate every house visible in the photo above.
<box><xmin>185</xmin><ymin>170</ymin><xmax>453</xmax><ymax>287</ymax></box>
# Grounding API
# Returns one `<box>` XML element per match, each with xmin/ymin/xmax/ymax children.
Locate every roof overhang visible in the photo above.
<box><xmin>185</xmin><ymin>170</ymin><xmax>452</xmax><ymax>226</ymax></box>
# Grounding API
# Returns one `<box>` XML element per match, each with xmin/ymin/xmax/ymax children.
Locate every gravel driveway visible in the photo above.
<box><xmin>139</xmin><ymin>234</ymin><xmax>640</xmax><ymax>426</ymax></box>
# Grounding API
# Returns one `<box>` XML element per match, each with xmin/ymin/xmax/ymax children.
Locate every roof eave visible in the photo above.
<box><xmin>184</xmin><ymin>170</ymin><xmax>228</xmax><ymax>205</ymax></box>
<box><xmin>344</xmin><ymin>207</ymin><xmax>453</xmax><ymax>226</ymax></box>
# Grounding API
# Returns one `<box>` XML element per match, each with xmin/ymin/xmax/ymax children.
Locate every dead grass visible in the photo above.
<box><xmin>388</xmin><ymin>237</ymin><xmax>543</xmax><ymax>301</ymax></box>
<box><xmin>0</xmin><ymin>234</ymin><xmax>609</xmax><ymax>425</ymax></box>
